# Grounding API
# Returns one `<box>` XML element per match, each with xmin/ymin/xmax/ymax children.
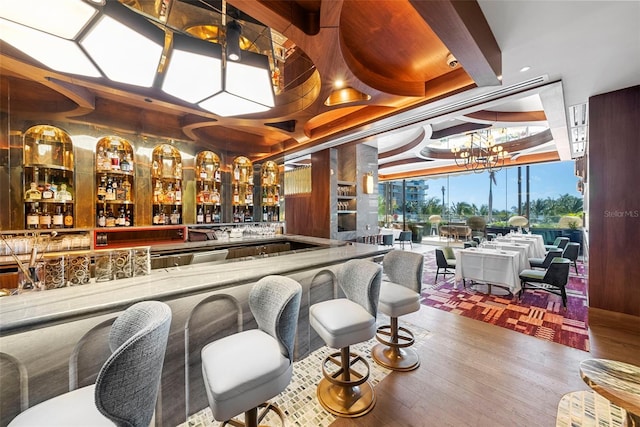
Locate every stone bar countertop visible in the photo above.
<box><xmin>0</xmin><ymin>235</ymin><xmax>389</xmax><ymax>336</ymax></box>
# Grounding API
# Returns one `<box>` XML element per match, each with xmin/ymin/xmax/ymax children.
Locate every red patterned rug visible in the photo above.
<box><xmin>420</xmin><ymin>249</ymin><xmax>590</xmax><ymax>352</ymax></box>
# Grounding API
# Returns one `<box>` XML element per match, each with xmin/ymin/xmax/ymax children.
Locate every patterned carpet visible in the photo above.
<box><xmin>420</xmin><ymin>248</ymin><xmax>590</xmax><ymax>352</ymax></box>
<box><xmin>179</xmin><ymin>317</ymin><xmax>430</xmax><ymax>427</ymax></box>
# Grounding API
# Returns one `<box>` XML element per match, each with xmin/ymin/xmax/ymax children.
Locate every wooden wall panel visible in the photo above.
<box><xmin>588</xmin><ymin>85</ymin><xmax>640</xmax><ymax>316</ymax></box>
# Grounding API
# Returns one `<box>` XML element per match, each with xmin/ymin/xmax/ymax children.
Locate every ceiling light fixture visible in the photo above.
<box><xmin>451</xmin><ymin>129</ymin><xmax>509</xmax><ymax>173</ymax></box>
<box><xmin>226</xmin><ymin>20</ymin><xmax>242</xmax><ymax>61</ymax></box>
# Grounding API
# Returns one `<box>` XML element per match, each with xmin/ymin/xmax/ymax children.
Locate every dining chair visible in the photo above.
<box><xmin>519</xmin><ymin>258</ymin><xmax>571</xmax><ymax>306</ymax></box>
<box><xmin>562</xmin><ymin>242</ymin><xmax>580</xmax><ymax>274</ymax></box>
<box><xmin>545</xmin><ymin>237</ymin><xmax>570</xmax><ymax>252</ymax></box>
<box><xmin>9</xmin><ymin>301</ymin><xmax>172</xmax><ymax>427</ymax></box>
<box><xmin>395</xmin><ymin>231</ymin><xmax>413</xmax><ymax>249</ymax></box>
<box><xmin>529</xmin><ymin>249</ymin><xmax>563</xmax><ymax>269</ymax></box>
<box><xmin>435</xmin><ymin>248</ymin><xmax>455</xmax><ymax>284</ymax></box>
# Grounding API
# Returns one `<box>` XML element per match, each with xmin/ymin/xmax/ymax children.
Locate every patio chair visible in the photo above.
<box><xmin>519</xmin><ymin>258</ymin><xmax>571</xmax><ymax>307</ymax></box>
<box><xmin>529</xmin><ymin>249</ymin><xmax>563</xmax><ymax>269</ymax></box>
<box><xmin>395</xmin><ymin>231</ymin><xmax>412</xmax><ymax>249</ymax></box>
<box><xmin>562</xmin><ymin>242</ymin><xmax>580</xmax><ymax>274</ymax></box>
<box><xmin>545</xmin><ymin>237</ymin><xmax>570</xmax><ymax>252</ymax></box>
<box><xmin>435</xmin><ymin>248</ymin><xmax>455</xmax><ymax>284</ymax></box>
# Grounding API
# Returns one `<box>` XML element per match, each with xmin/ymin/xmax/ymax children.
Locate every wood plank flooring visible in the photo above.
<box><xmin>329</xmin><ymin>302</ymin><xmax>640</xmax><ymax>427</ymax></box>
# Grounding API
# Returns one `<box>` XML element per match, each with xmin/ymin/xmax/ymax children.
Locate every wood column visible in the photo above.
<box><xmin>588</xmin><ymin>85</ymin><xmax>640</xmax><ymax>316</ymax></box>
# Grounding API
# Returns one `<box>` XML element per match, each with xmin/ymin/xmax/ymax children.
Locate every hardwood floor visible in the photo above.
<box><xmin>329</xmin><ymin>299</ymin><xmax>640</xmax><ymax>426</ymax></box>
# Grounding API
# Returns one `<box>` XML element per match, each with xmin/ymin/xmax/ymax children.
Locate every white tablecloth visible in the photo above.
<box><xmin>495</xmin><ymin>235</ymin><xmax>546</xmax><ymax>258</ymax></box>
<box><xmin>380</xmin><ymin>228</ymin><xmax>402</xmax><ymax>239</ymax></box>
<box><xmin>484</xmin><ymin>242</ymin><xmax>531</xmax><ymax>270</ymax></box>
<box><xmin>454</xmin><ymin>247</ymin><xmax>524</xmax><ymax>294</ymax></box>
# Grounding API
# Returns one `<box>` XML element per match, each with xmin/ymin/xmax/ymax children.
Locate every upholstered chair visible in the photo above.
<box><xmin>200</xmin><ymin>275</ymin><xmax>302</xmax><ymax>426</ymax></box>
<box><xmin>435</xmin><ymin>247</ymin><xmax>456</xmax><ymax>284</ymax></box>
<box><xmin>9</xmin><ymin>301</ymin><xmax>172</xmax><ymax>427</ymax></box>
<box><xmin>529</xmin><ymin>249</ymin><xmax>563</xmax><ymax>269</ymax></box>
<box><xmin>396</xmin><ymin>230</ymin><xmax>413</xmax><ymax>249</ymax></box>
<box><xmin>562</xmin><ymin>242</ymin><xmax>580</xmax><ymax>274</ymax></box>
<box><xmin>373</xmin><ymin>250</ymin><xmax>424</xmax><ymax>371</ymax></box>
<box><xmin>309</xmin><ymin>259</ymin><xmax>382</xmax><ymax>418</ymax></box>
<box><xmin>545</xmin><ymin>237</ymin><xmax>570</xmax><ymax>252</ymax></box>
<box><xmin>519</xmin><ymin>258</ymin><xmax>571</xmax><ymax>306</ymax></box>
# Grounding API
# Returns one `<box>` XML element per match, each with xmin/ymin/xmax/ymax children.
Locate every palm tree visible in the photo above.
<box><xmin>488</xmin><ymin>171</ymin><xmax>497</xmax><ymax>223</ymax></box>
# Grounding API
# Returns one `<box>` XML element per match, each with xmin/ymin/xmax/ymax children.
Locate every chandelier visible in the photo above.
<box><xmin>0</xmin><ymin>0</ymin><xmax>275</xmax><ymax>117</ymax></box>
<box><xmin>450</xmin><ymin>129</ymin><xmax>509</xmax><ymax>173</ymax></box>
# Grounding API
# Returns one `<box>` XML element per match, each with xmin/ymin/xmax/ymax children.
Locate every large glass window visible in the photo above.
<box><xmin>379</xmin><ymin>161</ymin><xmax>583</xmax><ymax>229</ymax></box>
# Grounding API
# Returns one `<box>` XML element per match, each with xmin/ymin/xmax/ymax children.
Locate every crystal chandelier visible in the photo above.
<box><xmin>450</xmin><ymin>129</ymin><xmax>509</xmax><ymax>173</ymax></box>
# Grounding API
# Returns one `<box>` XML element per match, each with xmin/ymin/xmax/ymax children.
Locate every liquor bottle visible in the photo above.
<box><xmin>105</xmin><ymin>209</ymin><xmax>116</xmax><ymax>227</ymax></box>
<box><xmin>64</xmin><ymin>206</ymin><xmax>74</xmax><ymax>228</ymax></box>
<box><xmin>153</xmin><ymin>208</ymin><xmax>161</xmax><ymax>225</ymax></box>
<box><xmin>214</xmin><ymin>168</ymin><xmax>221</xmax><ymax>182</ymax></box>
<box><xmin>117</xmin><ymin>208</ymin><xmax>126</xmax><ymax>226</ymax></box>
<box><xmin>175</xmin><ymin>182</ymin><xmax>182</xmax><ymax>203</ymax></box>
<box><xmin>116</xmin><ymin>179</ymin><xmax>126</xmax><ymax>201</ymax></box>
<box><xmin>57</xmin><ymin>184</ymin><xmax>72</xmax><ymax>201</ymax></box>
<box><xmin>170</xmin><ymin>208</ymin><xmax>180</xmax><ymax>225</ymax></box>
<box><xmin>211</xmin><ymin>188</ymin><xmax>220</xmax><ymax>205</ymax></box>
<box><xmin>97</xmin><ymin>175</ymin><xmax>107</xmax><ymax>201</ymax></box>
<box><xmin>105</xmin><ymin>177</ymin><xmax>115</xmax><ymax>201</ymax></box>
<box><xmin>262</xmin><ymin>206</ymin><xmax>268</xmax><ymax>221</ymax></box>
<box><xmin>52</xmin><ymin>206</ymin><xmax>64</xmax><ymax>228</ymax></box>
<box><xmin>205</xmin><ymin>208</ymin><xmax>212</xmax><ymax>224</ymax></box>
<box><xmin>199</xmin><ymin>165</ymin><xmax>208</xmax><ymax>180</ymax></box>
<box><xmin>120</xmin><ymin>153</ymin><xmax>131</xmax><ymax>172</ymax></box>
<box><xmin>25</xmin><ymin>182</ymin><xmax>42</xmax><ymax>201</ymax></box>
<box><xmin>97</xmin><ymin>210</ymin><xmax>106</xmax><ymax>227</ymax></box>
<box><xmin>110</xmin><ymin>147</ymin><xmax>120</xmax><ymax>171</ymax></box>
<box><xmin>248</xmin><ymin>173</ymin><xmax>254</xmax><ymax>186</ymax></box>
<box><xmin>26</xmin><ymin>205</ymin><xmax>40</xmax><ymax>229</ymax></box>
<box><xmin>97</xmin><ymin>146</ymin><xmax>108</xmax><ymax>171</ymax></box>
<box><xmin>153</xmin><ymin>180</ymin><xmax>161</xmax><ymax>203</ymax></box>
<box><xmin>122</xmin><ymin>180</ymin><xmax>132</xmax><ymax>202</ymax></box>
<box><xmin>196</xmin><ymin>206</ymin><xmax>204</xmax><ymax>224</ymax></box>
<box><xmin>233</xmin><ymin>164</ymin><xmax>240</xmax><ymax>181</ymax></box>
<box><xmin>125</xmin><ymin>208</ymin><xmax>132</xmax><ymax>227</ymax></box>
<box><xmin>152</xmin><ymin>159</ymin><xmax>159</xmax><ymax>177</ymax></box>
<box><xmin>42</xmin><ymin>183</ymin><xmax>54</xmax><ymax>200</ymax></box>
<box><xmin>233</xmin><ymin>183</ymin><xmax>240</xmax><ymax>204</ymax></box>
<box><xmin>262</xmin><ymin>187</ymin><xmax>268</xmax><ymax>204</ymax></box>
<box><xmin>39</xmin><ymin>206</ymin><xmax>52</xmax><ymax>229</ymax></box>
<box><xmin>274</xmin><ymin>186</ymin><xmax>280</xmax><ymax>204</ymax></box>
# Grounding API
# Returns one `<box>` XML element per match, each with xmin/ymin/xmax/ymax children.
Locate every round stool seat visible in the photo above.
<box><xmin>8</xmin><ymin>385</ymin><xmax>113</xmax><ymax>427</ymax></box>
<box><xmin>310</xmin><ymin>299</ymin><xmax>376</xmax><ymax>349</ymax></box>
<box><xmin>378</xmin><ymin>281</ymin><xmax>421</xmax><ymax>318</ymax></box>
<box><xmin>201</xmin><ymin>327</ymin><xmax>293</xmax><ymax>422</ymax></box>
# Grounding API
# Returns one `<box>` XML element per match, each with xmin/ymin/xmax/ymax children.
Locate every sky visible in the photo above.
<box><xmin>418</xmin><ymin>161</ymin><xmax>581</xmax><ymax>213</ymax></box>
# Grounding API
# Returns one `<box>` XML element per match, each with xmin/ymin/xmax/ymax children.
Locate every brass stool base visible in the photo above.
<box><xmin>317</xmin><ymin>377</ymin><xmax>376</xmax><ymax>418</ymax></box>
<box><xmin>222</xmin><ymin>403</ymin><xmax>285</xmax><ymax>427</ymax></box>
<box><xmin>372</xmin><ymin>343</ymin><xmax>420</xmax><ymax>372</ymax></box>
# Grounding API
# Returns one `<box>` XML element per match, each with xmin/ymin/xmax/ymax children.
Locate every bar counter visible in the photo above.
<box><xmin>0</xmin><ymin>234</ymin><xmax>390</xmax><ymax>426</ymax></box>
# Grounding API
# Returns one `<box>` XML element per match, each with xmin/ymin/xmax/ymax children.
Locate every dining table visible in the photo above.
<box><xmin>454</xmin><ymin>247</ymin><xmax>525</xmax><ymax>295</ymax></box>
<box><xmin>495</xmin><ymin>234</ymin><xmax>546</xmax><ymax>258</ymax></box>
<box><xmin>580</xmin><ymin>358</ymin><xmax>640</xmax><ymax>426</ymax></box>
<box><xmin>483</xmin><ymin>242</ymin><xmax>531</xmax><ymax>270</ymax></box>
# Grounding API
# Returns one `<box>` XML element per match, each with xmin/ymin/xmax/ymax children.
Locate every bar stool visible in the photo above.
<box><xmin>9</xmin><ymin>301</ymin><xmax>172</xmax><ymax>427</ymax></box>
<box><xmin>310</xmin><ymin>259</ymin><xmax>382</xmax><ymax>418</ymax></box>
<box><xmin>200</xmin><ymin>275</ymin><xmax>302</xmax><ymax>427</ymax></box>
<box><xmin>372</xmin><ymin>250</ymin><xmax>424</xmax><ymax>371</ymax></box>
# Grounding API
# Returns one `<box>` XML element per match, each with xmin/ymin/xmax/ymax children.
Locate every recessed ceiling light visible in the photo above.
<box><xmin>334</xmin><ymin>79</ymin><xmax>345</xmax><ymax>89</ymax></box>
<box><xmin>520</xmin><ymin>66</ymin><xmax>531</xmax><ymax>72</ymax></box>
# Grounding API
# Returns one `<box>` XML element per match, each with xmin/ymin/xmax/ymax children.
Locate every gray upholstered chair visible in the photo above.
<box><xmin>435</xmin><ymin>247</ymin><xmax>456</xmax><ymax>284</ymax></box>
<box><xmin>200</xmin><ymin>275</ymin><xmax>302</xmax><ymax>426</ymax></box>
<box><xmin>373</xmin><ymin>250</ymin><xmax>424</xmax><ymax>371</ymax></box>
<box><xmin>545</xmin><ymin>237</ymin><xmax>570</xmax><ymax>251</ymax></box>
<box><xmin>519</xmin><ymin>258</ymin><xmax>571</xmax><ymax>306</ymax></box>
<box><xmin>9</xmin><ymin>301</ymin><xmax>172</xmax><ymax>427</ymax></box>
<box><xmin>310</xmin><ymin>259</ymin><xmax>382</xmax><ymax>418</ymax></box>
<box><xmin>562</xmin><ymin>242</ymin><xmax>580</xmax><ymax>274</ymax></box>
<box><xmin>529</xmin><ymin>249</ymin><xmax>563</xmax><ymax>269</ymax></box>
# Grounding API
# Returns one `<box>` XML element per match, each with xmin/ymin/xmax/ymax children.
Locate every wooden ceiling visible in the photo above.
<box><xmin>0</xmin><ymin>0</ymin><xmax>501</xmax><ymax>164</ymax></box>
